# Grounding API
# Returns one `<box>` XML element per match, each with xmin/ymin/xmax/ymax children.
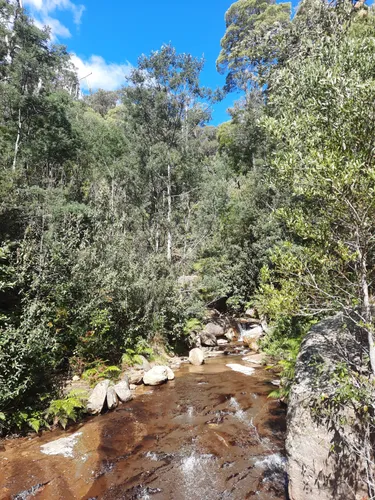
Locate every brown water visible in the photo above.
<box><xmin>0</xmin><ymin>354</ymin><xmax>286</xmax><ymax>500</ymax></box>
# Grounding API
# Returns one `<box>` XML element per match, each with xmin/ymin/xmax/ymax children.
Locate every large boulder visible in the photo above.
<box><xmin>200</xmin><ymin>331</ymin><xmax>218</xmax><ymax>347</ymax></box>
<box><xmin>106</xmin><ymin>386</ymin><xmax>118</xmax><ymax>410</ymax></box>
<box><xmin>287</xmin><ymin>314</ymin><xmax>368</xmax><ymax>500</ymax></box>
<box><xmin>114</xmin><ymin>380</ymin><xmax>133</xmax><ymax>402</ymax></box>
<box><xmin>87</xmin><ymin>379</ymin><xmax>110</xmax><ymax>414</ymax></box>
<box><xmin>204</xmin><ymin>322</ymin><xmax>225</xmax><ymax>337</ymax></box>
<box><xmin>189</xmin><ymin>348</ymin><xmax>204</xmax><ymax>366</ymax></box>
<box><xmin>143</xmin><ymin>366</ymin><xmax>168</xmax><ymax>386</ymax></box>
<box><xmin>242</xmin><ymin>325</ymin><xmax>263</xmax><ymax>351</ymax></box>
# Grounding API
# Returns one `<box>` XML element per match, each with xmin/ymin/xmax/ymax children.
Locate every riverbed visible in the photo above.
<box><xmin>0</xmin><ymin>354</ymin><xmax>286</xmax><ymax>499</ymax></box>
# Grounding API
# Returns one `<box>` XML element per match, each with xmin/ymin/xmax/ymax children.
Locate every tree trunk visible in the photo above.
<box><xmin>360</xmin><ymin>251</ymin><xmax>375</xmax><ymax>375</ymax></box>
<box><xmin>12</xmin><ymin>108</ymin><xmax>22</xmax><ymax>170</ymax></box>
<box><xmin>167</xmin><ymin>164</ymin><xmax>172</xmax><ymax>262</ymax></box>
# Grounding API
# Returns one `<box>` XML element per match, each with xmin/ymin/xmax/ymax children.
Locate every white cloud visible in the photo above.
<box><xmin>24</xmin><ymin>0</ymin><xmax>85</xmax><ymax>24</ymax></box>
<box><xmin>71</xmin><ymin>54</ymin><xmax>132</xmax><ymax>91</ymax></box>
<box><xmin>34</xmin><ymin>16</ymin><xmax>71</xmax><ymax>39</ymax></box>
<box><xmin>24</xmin><ymin>0</ymin><xmax>84</xmax><ymax>40</ymax></box>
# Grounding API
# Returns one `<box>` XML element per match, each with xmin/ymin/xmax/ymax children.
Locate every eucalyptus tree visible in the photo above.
<box><xmin>217</xmin><ymin>0</ymin><xmax>291</xmax><ymax>91</ymax></box>
<box><xmin>258</xmin><ymin>8</ymin><xmax>375</xmax><ymax>373</ymax></box>
<box><xmin>122</xmin><ymin>44</ymin><xmax>212</xmax><ymax>263</ymax></box>
<box><xmin>0</xmin><ymin>1</ymin><xmax>77</xmax><ymax>170</ymax></box>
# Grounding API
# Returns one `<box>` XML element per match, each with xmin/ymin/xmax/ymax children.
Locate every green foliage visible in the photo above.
<box><xmin>46</xmin><ymin>389</ymin><xmax>88</xmax><ymax>429</ymax></box>
<box><xmin>2</xmin><ymin>0</ymin><xmax>375</xmax><ymax>438</ymax></box>
<box><xmin>121</xmin><ymin>342</ymin><xmax>155</xmax><ymax>367</ymax></box>
<box><xmin>183</xmin><ymin>318</ymin><xmax>202</xmax><ymax>336</ymax></box>
<box><xmin>311</xmin><ymin>362</ymin><xmax>375</xmax><ymax>423</ymax></box>
<box><xmin>217</xmin><ymin>0</ymin><xmax>291</xmax><ymax>90</ymax></box>
<box><xmin>262</xmin><ymin>317</ymin><xmax>313</xmax><ymax>400</ymax></box>
<box><xmin>81</xmin><ymin>362</ymin><xmax>121</xmax><ymax>387</ymax></box>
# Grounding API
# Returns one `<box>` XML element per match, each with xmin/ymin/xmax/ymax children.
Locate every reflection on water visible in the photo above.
<box><xmin>0</xmin><ymin>354</ymin><xmax>286</xmax><ymax>500</ymax></box>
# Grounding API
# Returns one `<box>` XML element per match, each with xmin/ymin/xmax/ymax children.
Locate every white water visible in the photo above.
<box><xmin>229</xmin><ymin>397</ymin><xmax>260</xmax><ymax>441</ymax></box>
<box><xmin>40</xmin><ymin>432</ymin><xmax>82</xmax><ymax>458</ymax></box>
<box><xmin>254</xmin><ymin>453</ymin><xmax>286</xmax><ymax>471</ymax></box>
<box><xmin>238</xmin><ymin>323</ymin><xmax>246</xmax><ymax>342</ymax></box>
<box><xmin>180</xmin><ymin>452</ymin><xmax>217</xmax><ymax>498</ymax></box>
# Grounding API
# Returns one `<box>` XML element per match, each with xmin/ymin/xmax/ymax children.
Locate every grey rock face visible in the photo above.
<box><xmin>287</xmin><ymin>313</ymin><xmax>368</xmax><ymax>500</ymax></box>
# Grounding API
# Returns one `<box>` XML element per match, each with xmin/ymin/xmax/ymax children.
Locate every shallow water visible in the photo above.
<box><xmin>0</xmin><ymin>354</ymin><xmax>286</xmax><ymax>499</ymax></box>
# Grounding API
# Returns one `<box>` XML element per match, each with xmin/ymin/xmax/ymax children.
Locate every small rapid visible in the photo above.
<box><xmin>0</xmin><ymin>352</ymin><xmax>286</xmax><ymax>499</ymax></box>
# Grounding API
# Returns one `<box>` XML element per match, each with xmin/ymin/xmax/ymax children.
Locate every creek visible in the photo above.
<box><xmin>0</xmin><ymin>351</ymin><xmax>286</xmax><ymax>499</ymax></box>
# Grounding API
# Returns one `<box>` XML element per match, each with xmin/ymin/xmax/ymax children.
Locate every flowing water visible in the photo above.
<box><xmin>0</xmin><ymin>353</ymin><xmax>286</xmax><ymax>499</ymax></box>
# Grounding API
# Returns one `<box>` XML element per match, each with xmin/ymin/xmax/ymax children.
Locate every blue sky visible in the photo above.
<box><xmin>24</xmin><ymin>0</ymin><xmax>244</xmax><ymax>124</ymax></box>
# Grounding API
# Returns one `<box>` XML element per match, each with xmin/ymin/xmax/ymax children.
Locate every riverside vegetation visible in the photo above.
<box><xmin>1</xmin><ymin>0</ymin><xmax>375</xmax><ymax>492</ymax></box>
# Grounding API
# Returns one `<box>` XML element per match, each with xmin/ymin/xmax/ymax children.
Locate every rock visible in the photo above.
<box><xmin>128</xmin><ymin>370</ymin><xmax>144</xmax><ymax>385</ymax></box>
<box><xmin>114</xmin><ymin>380</ymin><xmax>133</xmax><ymax>402</ymax></box>
<box><xmin>248</xmin><ymin>324</ymin><xmax>264</xmax><ymax>335</ymax></box>
<box><xmin>165</xmin><ymin>366</ymin><xmax>175</xmax><ymax>380</ymax></box>
<box><xmin>225</xmin><ymin>328</ymin><xmax>236</xmax><ymax>341</ymax></box>
<box><xmin>245</xmin><ymin>308</ymin><xmax>258</xmax><ymax>318</ymax></box>
<box><xmin>242</xmin><ymin>353</ymin><xmax>264</xmax><ymax>365</ymax></box>
<box><xmin>169</xmin><ymin>357</ymin><xmax>182</xmax><ymax>369</ymax></box>
<box><xmin>242</xmin><ymin>327</ymin><xmax>262</xmax><ymax>341</ymax></box>
<box><xmin>242</xmin><ymin>325</ymin><xmax>264</xmax><ymax>351</ymax></box>
<box><xmin>287</xmin><ymin>313</ymin><xmax>368</xmax><ymax>500</ymax></box>
<box><xmin>135</xmin><ymin>355</ymin><xmax>152</xmax><ymax>372</ymax></box>
<box><xmin>203</xmin><ymin>308</ymin><xmax>221</xmax><ymax>320</ymax></box>
<box><xmin>106</xmin><ymin>386</ymin><xmax>118</xmax><ymax>410</ymax></box>
<box><xmin>217</xmin><ymin>338</ymin><xmax>228</xmax><ymax>345</ymax></box>
<box><xmin>261</xmin><ymin>319</ymin><xmax>270</xmax><ymax>334</ymax></box>
<box><xmin>143</xmin><ymin>366</ymin><xmax>168</xmax><ymax>385</ymax></box>
<box><xmin>200</xmin><ymin>331</ymin><xmax>218</xmax><ymax>347</ymax></box>
<box><xmin>271</xmin><ymin>379</ymin><xmax>280</xmax><ymax>386</ymax></box>
<box><xmin>86</xmin><ymin>380</ymin><xmax>110</xmax><ymax>414</ymax></box>
<box><xmin>245</xmin><ymin>317</ymin><xmax>261</xmax><ymax>325</ymax></box>
<box><xmin>129</xmin><ymin>384</ymin><xmax>137</xmax><ymax>390</ymax></box>
<box><xmin>204</xmin><ymin>322</ymin><xmax>225</xmax><ymax>337</ymax></box>
<box><xmin>121</xmin><ymin>373</ymin><xmax>130</xmax><ymax>386</ymax></box>
<box><xmin>245</xmin><ymin>338</ymin><xmax>260</xmax><ymax>352</ymax></box>
<box><xmin>188</xmin><ymin>348</ymin><xmax>205</xmax><ymax>366</ymax></box>
<box><xmin>72</xmin><ymin>375</ymin><xmax>80</xmax><ymax>382</ymax></box>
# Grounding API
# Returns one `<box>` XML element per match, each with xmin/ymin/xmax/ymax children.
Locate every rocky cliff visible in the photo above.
<box><xmin>286</xmin><ymin>313</ymin><xmax>371</xmax><ymax>500</ymax></box>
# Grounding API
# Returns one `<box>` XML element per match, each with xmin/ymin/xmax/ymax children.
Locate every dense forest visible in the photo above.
<box><xmin>1</xmin><ymin>0</ymin><xmax>375</xmax><ymax>461</ymax></box>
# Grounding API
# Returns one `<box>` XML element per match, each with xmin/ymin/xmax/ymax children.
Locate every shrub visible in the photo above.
<box><xmin>46</xmin><ymin>389</ymin><xmax>88</xmax><ymax>429</ymax></box>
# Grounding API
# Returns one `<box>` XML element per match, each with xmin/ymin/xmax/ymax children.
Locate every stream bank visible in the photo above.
<box><xmin>0</xmin><ymin>353</ymin><xmax>286</xmax><ymax>499</ymax></box>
